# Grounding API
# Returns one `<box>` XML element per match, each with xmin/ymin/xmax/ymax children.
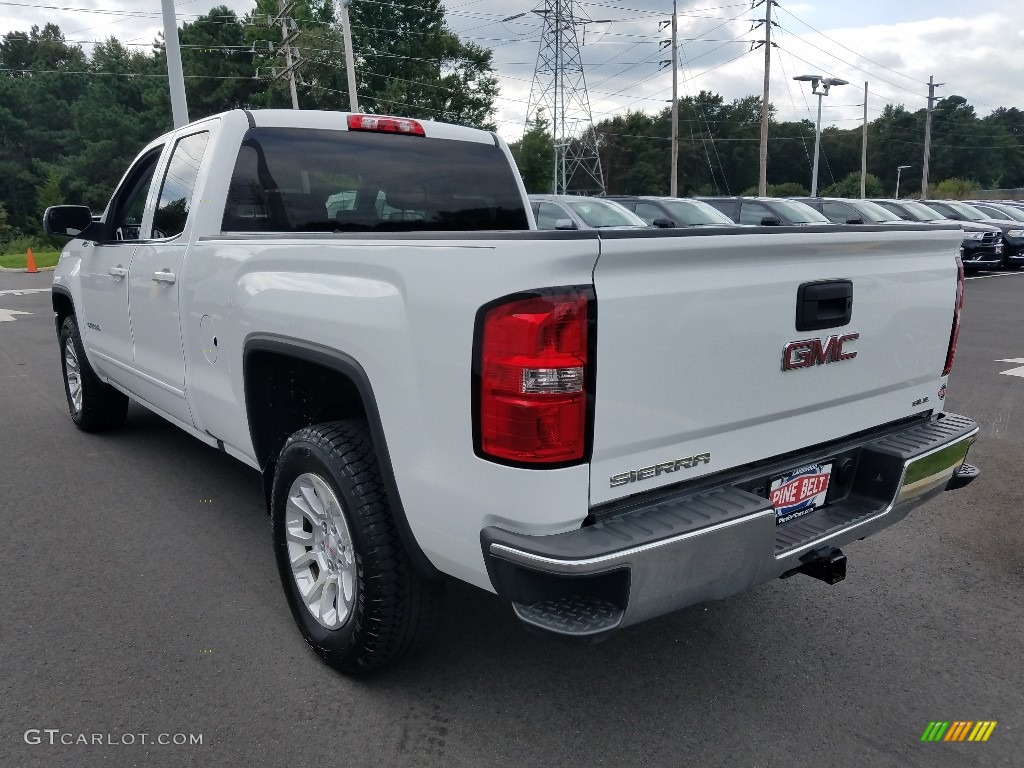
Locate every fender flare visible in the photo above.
<box><xmin>51</xmin><ymin>284</ymin><xmax>76</xmax><ymax>336</ymax></box>
<box><xmin>242</xmin><ymin>333</ymin><xmax>441</xmax><ymax>580</ymax></box>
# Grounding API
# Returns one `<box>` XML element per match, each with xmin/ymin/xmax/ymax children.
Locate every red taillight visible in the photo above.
<box><xmin>476</xmin><ymin>289</ymin><xmax>592</xmax><ymax>464</ymax></box>
<box><xmin>347</xmin><ymin>114</ymin><xmax>425</xmax><ymax>136</ymax></box>
<box><xmin>943</xmin><ymin>255</ymin><xmax>965</xmax><ymax>377</ymax></box>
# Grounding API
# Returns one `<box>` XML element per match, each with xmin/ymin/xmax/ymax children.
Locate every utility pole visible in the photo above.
<box><xmin>278</xmin><ymin>0</ymin><xmax>301</xmax><ymax>109</ymax></box>
<box><xmin>670</xmin><ymin>0</ymin><xmax>678</xmax><ymax>196</ymax></box>
<box><xmin>160</xmin><ymin>0</ymin><xmax>189</xmax><ymax>128</ymax></box>
<box><xmin>921</xmin><ymin>75</ymin><xmax>943</xmax><ymax>199</ymax></box>
<box><xmin>339</xmin><ymin>0</ymin><xmax>359</xmax><ymax>111</ymax></box>
<box><xmin>757</xmin><ymin>0</ymin><xmax>772</xmax><ymax>196</ymax></box>
<box><xmin>860</xmin><ymin>81</ymin><xmax>868</xmax><ymax>198</ymax></box>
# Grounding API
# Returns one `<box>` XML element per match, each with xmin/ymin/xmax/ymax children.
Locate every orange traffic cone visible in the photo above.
<box><xmin>26</xmin><ymin>248</ymin><xmax>37</xmax><ymax>273</ymax></box>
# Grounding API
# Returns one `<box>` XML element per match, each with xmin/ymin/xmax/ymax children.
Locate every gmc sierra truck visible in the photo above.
<box><xmin>45</xmin><ymin>109</ymin><xmax>980</xmax><ymax>674</ymax></box>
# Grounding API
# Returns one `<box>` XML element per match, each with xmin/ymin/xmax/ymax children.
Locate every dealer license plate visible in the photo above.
<box><xmin>769</xmin><ymin>461</ymin><xmax>833</xmax><ymax>525</ymax></box>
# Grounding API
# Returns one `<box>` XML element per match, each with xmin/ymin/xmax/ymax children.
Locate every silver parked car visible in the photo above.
<box><xmin>529</xmin><ymin>194</ymin><xmax>651</xmax><ymax>230</ymax></box>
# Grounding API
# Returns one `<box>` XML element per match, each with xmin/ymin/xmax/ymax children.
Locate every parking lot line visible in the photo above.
<box><xmin>965</xmin><ymin>271</ymin><xmax>1024</xmax><ymax>281</ymax></box>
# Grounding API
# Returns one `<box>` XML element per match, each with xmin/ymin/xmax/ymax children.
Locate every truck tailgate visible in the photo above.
<box><xmin>588</xmin><ymin>226</ymin><xmax>963</xmax><ymax>506</ymax></box>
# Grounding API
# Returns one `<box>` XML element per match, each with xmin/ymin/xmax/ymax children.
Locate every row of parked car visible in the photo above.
<box><xmin>528</xmin><ymin>193</ymin><xmax>1024</xmax><ymax>273</ymax></box>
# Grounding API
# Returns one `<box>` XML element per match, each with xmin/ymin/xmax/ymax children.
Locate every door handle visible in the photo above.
<box><xmin>152</xmin><ymin>270</ymin><xmax>177</xmax><ymax>285</ymax></box>
<box><xmin>108</xmin><ymin>265</ymin><xmax>128</xmax><ymax>280</ymax></box>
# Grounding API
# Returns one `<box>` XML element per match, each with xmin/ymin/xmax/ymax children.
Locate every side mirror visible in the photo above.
<box><xmin>845</xmin><ymin>217</ymin><xmax>865</xmax><ymax>224</ymax></box>
<box><xmin>652</xmin><ymin>217</ymin><xmax>675</xmax><ymax>228</ymax></box>
<box><xmin>44</xmin><ymin>205</ymin><xmax>99</xmax><ymax>240</ymax></box>
<box><xmin>760</xmin><ymin>216</ymin><xmax>782</xmax><ymax>226</ymax></box>
<box><xmin>554</xmin><ymin>218</ymin><xmax>578</xmax><ymax>230</ymax></box>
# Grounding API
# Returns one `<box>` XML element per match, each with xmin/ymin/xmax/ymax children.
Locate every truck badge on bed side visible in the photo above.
<box><xmin>610</xmin><ymin>453</ymin><xmax>711</xmax><ymax>487</ymax></box>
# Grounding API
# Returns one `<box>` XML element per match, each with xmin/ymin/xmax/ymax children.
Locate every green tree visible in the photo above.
<box><xmin>821</xmin><ymin>171</ymin><xmax>885</xmax><ymax>198</ymax></box>
<box><xmin>0</xmin><ymin>25</ymin><xmax>88</xmax><ymax>230</ymax></box>
<box><xmin>248</xmin><ymin>0</ymin><xmax>500</xmax><ymax>127</ymax></box>
<box><xmin>930</xmin><ymin>178</ymin><xmax>981</xmax><ymax>199</ymax></box>
<box><xmin>35</xmin><ymin>168</ymin><xmax>62</xmax><ymax>210</ymax></box>
<box><xmin>64</xmin><ymin>38</ymin><xmax>169</xmax><ymax>212</ymax></box>
<box><xmin>169</xmin><ymin>6</ymin><xmax>267</xmax><ymax>119</ymax></box>
<box><xmin>511</xmin><ymin>111</ymin><xmax>554</xmax><ymax>193</ymax></box>
<box><xmin>35</xmin><ymin>169</ymin><xmax>63</xmax><ymax>244</ymax></box>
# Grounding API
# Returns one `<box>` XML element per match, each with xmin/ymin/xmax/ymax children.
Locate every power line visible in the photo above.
<box><xmin>774</xmin><ymin>4</ymin><xmax>926</xmax><ymax>87</ymax></box>
<box><xmin>774</xmin><ymin>44</ymin><xmax>919</xmax><ymax>110</ymax></box>
<box><xmin>773</xmin><ymin>25</ymin><xmax>925</xmax><ymax>101</ymax></box>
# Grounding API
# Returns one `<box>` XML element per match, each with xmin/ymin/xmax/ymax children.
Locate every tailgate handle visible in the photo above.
<box><xmin>796</xmin><ymin>280</ymin><xmax>853</xmax><ymax>331</ymax></box>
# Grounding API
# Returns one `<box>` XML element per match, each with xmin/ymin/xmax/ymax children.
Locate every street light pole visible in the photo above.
<box><xmin>339</xmin><ymin>0</ymin><xmax>359</xmax><ymax>112</ymax></box>
<box><xmin>793</xmin><ymin>74</ymin><xmax>848</xmax><ymax>196</ymax></box>
<box><xmin>161</xmin><ymin>0</ymin><xmax>189</xmax><ymax>128</ymax></box>
<box><xmin>896</xmin><ymin>165</ymin><xmax>911</xmax><ymax>199</ymax></box>
<box><xmin>810</xmin><ymin>90</ymin><xmax>824</xmax><ymax>196</ymax></box>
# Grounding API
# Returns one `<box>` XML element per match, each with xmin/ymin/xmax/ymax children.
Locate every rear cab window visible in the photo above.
<box><xmin>221</xmin><ymin>128</ymin><xmax>530</xmax><ymax>233</ymax></box>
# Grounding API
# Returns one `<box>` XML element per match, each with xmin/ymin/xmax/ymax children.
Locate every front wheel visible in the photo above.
<box><xmin>271</xmin><ymin>420</ymin><xmax>443</xmax><ymax>674</ymax></box>
<box><xmin>59</xmin><ymin>316</ymin><xmax>128</xmax><ymax>431</ymax></box>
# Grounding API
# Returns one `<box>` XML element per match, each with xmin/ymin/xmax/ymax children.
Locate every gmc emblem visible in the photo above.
<box><xmin>782</xmin><ymin>333</ymin><xmax>859</xmax><ymax>371</ymax></box>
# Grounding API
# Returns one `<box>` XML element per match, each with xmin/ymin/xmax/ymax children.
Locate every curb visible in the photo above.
<box><xmin>0</xmin><ymin>266</ymin><xmax>57</xmax><ymax>272</ymax></box>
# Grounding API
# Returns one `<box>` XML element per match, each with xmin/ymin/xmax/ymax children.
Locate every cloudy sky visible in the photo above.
<box><xmin>2</xmin><ymin>0</ymin><xmax>1022</xmax><ymax>142</ymax></box>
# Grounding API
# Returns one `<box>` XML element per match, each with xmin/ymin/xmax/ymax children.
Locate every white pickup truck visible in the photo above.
<box><xmin>46</xmin><ymin>109</ymin><xmax>980</xmax><ymax>674</ymax></box>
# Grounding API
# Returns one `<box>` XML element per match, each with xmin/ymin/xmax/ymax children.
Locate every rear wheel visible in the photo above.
<box><xmin>59</xmin><ymin>316</ymin><xmax>128</xmax><ymax>431</ymax></box>
<box><xmin>271</xmin><ymin>419</ymin><xmax>443</xmax><ymax>674</ymax></box>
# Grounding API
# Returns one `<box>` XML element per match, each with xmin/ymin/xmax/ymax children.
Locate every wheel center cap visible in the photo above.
<box><xmin>325</xmin><ymin>535</ymin><xmax>339</xmax><ymax>562</ymax></box>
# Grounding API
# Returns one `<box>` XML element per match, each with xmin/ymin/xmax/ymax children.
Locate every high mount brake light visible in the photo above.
<box><xmin>476</xmin><ymin>289</ymin><xmax>593</xmax><ymax>465</ymax></box>
<box><xmin>943</xmin><ymin>255</ymin><xmax>964</xmax><ymax>377</ymax></box>
<box><xmin>347</xmin><ymin>114</ymin><xmax>425</xmax><ymax>136</ymax></box>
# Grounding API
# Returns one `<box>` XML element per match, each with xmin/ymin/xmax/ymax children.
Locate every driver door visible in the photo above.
<box><xmin>78</xmin><ymin>146</ymin><xmax>164</xmax><ymax>379</ymax></box>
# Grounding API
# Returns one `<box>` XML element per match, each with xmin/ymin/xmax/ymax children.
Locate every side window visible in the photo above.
<box><xmin>739</xmin><ymin>202</ymin><xmax>771</xmax><ymax>225</ymax></box>
<box><xmin>535</xmin><ymin>202</ymin><xmax>566</xmax><ymax>230</ymax></box>
<box><xmin>705</xmin><ymin>200</ymin><xmax>736</xmax><ymax>220</ymax></box>
<box><xmin>822</xmin><ymin>201</ymin><xmax>854</xmax><ymax>223</ymax></box>
<box><xmin>152</xmin><ymin>131</ymin><xmax>210</xmax><ymax>239</ymax></box>
<box><xmin>634</xmin><ymin>202</ymin><xmax>663</xmax><ymax>224</ymax></box>
<box><xmin>106</xmin><ymin>150</ymin><xmax>162</xmax><ymax>242</ymax></box>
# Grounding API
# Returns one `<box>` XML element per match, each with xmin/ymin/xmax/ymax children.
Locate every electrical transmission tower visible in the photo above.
<box><xmin>517</xmin><ymin>0</ymin><xmax>605</xmax><ymax>195</ymax></box>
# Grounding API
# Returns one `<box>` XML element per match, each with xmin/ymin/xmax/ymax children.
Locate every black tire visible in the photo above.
<box><xmin>271</xmin><ymin>419</ymin><xmax>444</xmax><ymax>674</ymax></box>
<box><xmin>59</xmin><ymin>315</ymin><xmax>129</xmax><ymax>432</ymax></box>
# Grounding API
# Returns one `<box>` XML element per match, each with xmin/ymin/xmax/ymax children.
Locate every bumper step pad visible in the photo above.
<box><xmin>513</xmin><ymin>596</ymin><xmax>624</xmax><ymax>636</ymax></box>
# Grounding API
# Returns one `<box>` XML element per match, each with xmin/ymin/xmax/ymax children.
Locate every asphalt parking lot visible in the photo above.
<box><xmin>1</xmin><ymin>268</ymin><xmax>1022</xmax><ymax>768</ymax></box>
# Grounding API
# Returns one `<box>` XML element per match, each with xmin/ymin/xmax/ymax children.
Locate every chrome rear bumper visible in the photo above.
<box><xmin>482</xmin><ymin>413</ymin><xmax>979</xmax><ymax>638</ymax></box>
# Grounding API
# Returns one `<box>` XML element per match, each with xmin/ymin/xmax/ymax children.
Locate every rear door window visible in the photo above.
<box><xmin>222</xmin><ymin>127</ymin><xmax>529</xmax><ymax>233</ymax></box>
<box><xmin>535</xmin><ymin>202</ymin><xmax>567</xmax><ymax>230</ymax></box>
<box><xmin>739</xmin><ymin>202</ymin><xmax>772</xmax><ymax>225</ymax></box>
<box><xmin>634</xmin><ymin>202</ymin><xmax>663</xmax><ymax>224</ymax></box>
<box><xmin>822</xmin><ymin>201</ymin><xmax>855</xmax><ymax>223</ymax></box>
<box><xmin>702</xmin><ymin>200</ymin><xmax>736</xmax><ymax>220</ymax></box>
<box><xmin>152</xmin><ymin>131</ymin><xmax>210</xmax><ymax>239</ymax></box>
